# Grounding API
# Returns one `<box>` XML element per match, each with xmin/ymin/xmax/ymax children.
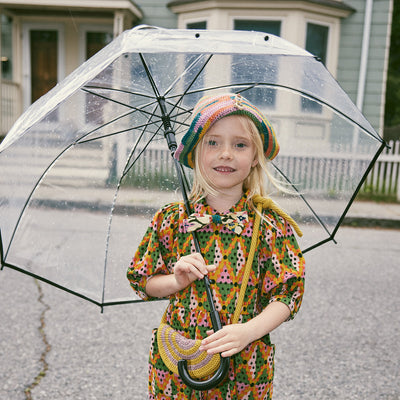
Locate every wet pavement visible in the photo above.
<box><xmin>1</xmin><ymin>202</ymin><xmax>400</xmax><ymax>399</ymax></box>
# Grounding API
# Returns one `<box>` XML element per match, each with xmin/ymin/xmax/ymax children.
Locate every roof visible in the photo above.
<box><xmin>0</xmin><ymin>0</ymin><xmax>143</xmax><ymax>18</ymax></box>
<box><xmin>167</xmin><ymin>0</ymin><xmax>355</xmax><ymax>13</ymax></box>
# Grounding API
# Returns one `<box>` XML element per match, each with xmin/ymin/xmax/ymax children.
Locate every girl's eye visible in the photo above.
<box><xmin>235</xmin><ymin>142</ymin><xmax>247</xmax><ymax>149</ymax></box>
<box><xmin>206</xmin><ymin>139</ymin><xmax>218</xmax><ymax>146</ymax></box>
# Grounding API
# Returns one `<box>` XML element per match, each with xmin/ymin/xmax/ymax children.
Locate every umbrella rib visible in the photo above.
<box><xmin>121</xmin><ymin>103</ymin><xmax>162</xmax><ymax>178</ymax></box>
<box><xmin>83</xmin><ymin>85</ymin><xmax>161</xmax><ymax>113</ymax></box>
<box><xmin>121</xmin><ymin>129</ymin><xmax>161</xmax><ymax>180</ymax></box>
<box><xmin>82</xmin><ymin>87</ymin><xmax>162</xmax><ymax>119</ymax></box>
<box><xmin>74</xmin><ymin>91</ymin><xmax>163</xmax><ymax>144</ymax></box>
<box><xmin>2</xmin><ymin>142</ymin><xmax>79</xmax><ymax>259</ymax></box>
<box><xmin>0</xmin><ymin>229</ymin><xmax>4</xmax><ymax>269</ymax></box>
<box><xmin>163</xmin><ymin>54</ymin><xmax>207</xmax><ymax>98</ymax></box>
<box><xmin>5</xmin><ymin>102</ymin><xmax>162</xmax><ymax>259</ymax></box>
<box><xmin>84</xmin><ymin>85</ymin><xmax>158</xmax><ymax>101</ymax></box>
<box><xmin>139</xmin><ymin>53</ymin><xmax>162</xmax><ymax>99</ymax></box>
<box><xmin>271</xmin><ymin>163</ymin><xmax>333</xmax><ymax>238</ymax></box>
<box><xmin>236</xmin><ymin>83</ymin><xmax>383</xmax><ymax>141</ymax></box>
<box><xmin>164</xmin><ymin>54</ymin><xmax>212</xmax><ymax>101</ymax></box>
<box><xmin>165</xmin><ymin>55</ymin><xmax>214</xmax><ymax>117</ymax></box>
<box><xmin>303</xmin><ymin>237</ymin><xmax>335</xmax><ymax>253</ymax></box>
<box><xmin>329</xmin><ymin>141</ymin><xmax>387</xmax><ymax>239</ymax></box>
<box><xmin>78</xmin><ymin>121</ymin><xmax>161</xmax><ymax>145</ymax></box>
<box><xmin>165</xmin><ymin>81</ymin><xmax>383</xmax><ymax>142</ymax></box>
<box><xmin>138</xmin><ymin>53</ymin><xmax>180</xmax><ymax>153</ymax></box>
<box><xmin>100</xmin><ymin>103</ymin><xmax>161</xmax><ymax>305</ymax></box>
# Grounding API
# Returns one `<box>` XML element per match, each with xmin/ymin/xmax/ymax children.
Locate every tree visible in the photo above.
<box><xmin>384</xmin><ymin>0</ymin><xmax>400</xmax><ymax>140</ymax></box>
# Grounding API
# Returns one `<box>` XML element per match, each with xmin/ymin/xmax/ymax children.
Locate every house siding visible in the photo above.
<box><xmin>132</xmin><ymin>0</ymin><xmax>392</xmax><ymax>136</ymax></box>
<box><xmin>134</xmin><ymin>0</ymin><xmax>177</xmax><ymax>28</ymax></box>
<box><xmin>337</xmin><ymin>0</ymin><xmax>393</xmax><ymax>135</ymax></box>
<box><xmin>0</xmin><ymin>0</ymin><xmax>392</xmax><ymax>140</ymax></box>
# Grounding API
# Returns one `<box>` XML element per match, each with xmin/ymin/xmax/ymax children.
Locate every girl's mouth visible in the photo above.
<box><xmin>214</xmin><ymin>166</ymin><xmax>235</xmax><ymax>173</ymax></box>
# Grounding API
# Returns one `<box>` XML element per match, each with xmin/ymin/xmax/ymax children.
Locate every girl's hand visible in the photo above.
<box><xmin>199</xmin><ymin>302</ymin><xmax>291</xmax><ymax>357</ymax></box>
<box><xmin>173</xmin><ymin>253</ymin><xmax>215</xmax><ymax>291</ymax></box>
<box><xmin>199</xmin><ymin>324</ymin><xmax>251</xmax><ymax>358</ymax></box>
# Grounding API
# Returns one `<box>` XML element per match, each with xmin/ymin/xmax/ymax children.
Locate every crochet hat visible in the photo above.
<box><xmin>174</xmin><ymin>93</ymin><xmax>279</xmax><ymax>169</ymax></box>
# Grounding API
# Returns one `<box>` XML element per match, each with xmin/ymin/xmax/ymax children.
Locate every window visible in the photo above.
<box><xmin>305</xmin><ymin>22</ymin><xmax>329</xmax><ymax>64</ymax></box>
<box><xmin>302</xmin><ymin>22</ymin><xmax>329</xmax><ymax>113</ymax></box>
<box><xmin>234</xmin><ymin>20</ymin><xmax>281</xmax><ymax>36</ymax></box>
<box><xmin>1</xmin><ymin>15</ymin><xmax>13</xmax><ymax>80</ymax></box>
<box><xmin>84</xmin><ymin>30</ymin><xmax>113</xmax><ymax>124</ymax></box>
<box><xmin>86</xmin><ymin>31</ymin><xmax>113</xmax><ymax>59</ymax></box>
<box><xmin>233</xmin><ymin>20</ymin><xmax>281</xmax><ymax>107</ymax></box>
<box><xmin>186</xmin><ymin>21</ymin><xmax>207</xmax><ymax>30</ymax></box>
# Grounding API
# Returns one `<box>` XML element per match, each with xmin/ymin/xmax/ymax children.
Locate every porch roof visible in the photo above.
<box><xmin>0</xmin><ymin>0</ymin><xmax>143</xmax><ymax>19</ymax></box>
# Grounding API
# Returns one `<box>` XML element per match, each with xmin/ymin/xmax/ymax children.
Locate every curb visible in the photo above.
<box><xmin>343</xmin><ymin>216</ymin><xmax>400</xmax><ymax>230</ymax></box>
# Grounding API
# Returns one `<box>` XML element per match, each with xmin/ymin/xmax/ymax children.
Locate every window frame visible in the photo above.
<box><xmin>78</xmin><ymin>24</ymin><xmax>113</xmax><ymax>64</ymax></box>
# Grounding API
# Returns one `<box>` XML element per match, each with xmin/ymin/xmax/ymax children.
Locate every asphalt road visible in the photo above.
<box><xmin>1</xmin><ymin>225</ymin><xmax>399</xmax><ymax>400</ymax></box>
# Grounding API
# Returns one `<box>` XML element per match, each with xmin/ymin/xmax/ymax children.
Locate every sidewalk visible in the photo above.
<box><xmin>30</xmin><ymin>184</ymin><xmax>400</xmax><ymax>229</ymax></box>
<box><xmin>343</xmin><ymin>199</ymin><xmax>400</xmax><ymax>229</ymax></box>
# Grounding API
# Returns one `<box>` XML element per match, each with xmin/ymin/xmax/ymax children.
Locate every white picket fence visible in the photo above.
<box><xmin>127</xmin><ymin>139</ymin><xmax>400</xmax><ymax>201</ymax></box>
<box><xmin>0</xmin><ymin>80</ymin><xmax>22</xmax><ymax>137</ymax></box>
<box><xmin>360</xmin><ymin>139</ymin><xmax>400</xmax><ymax>200</ymax></box>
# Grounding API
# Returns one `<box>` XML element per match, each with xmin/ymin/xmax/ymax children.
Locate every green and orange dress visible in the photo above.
<box><xmin>127</xmin><ymin>192</ymin><xmax>305</xmax><ymax>399</ymax></box>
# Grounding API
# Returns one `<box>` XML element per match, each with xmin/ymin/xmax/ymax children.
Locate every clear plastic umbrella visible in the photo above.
<box><xmin>0</xmin><ymin>25</ymin><xmax>385</xmax><ymax>309</ymax></box>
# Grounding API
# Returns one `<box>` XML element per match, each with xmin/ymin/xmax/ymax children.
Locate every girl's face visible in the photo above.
<box><xmin>198</xmin><ymin>115</ymin><xmax>258</xmax><ymax>197</ymax></box>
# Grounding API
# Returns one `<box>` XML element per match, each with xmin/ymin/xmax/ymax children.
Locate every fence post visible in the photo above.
<box><xmin>395</xmin><ymin>140</ymin><xmax>400</xmax><ymax>202</ymax></box>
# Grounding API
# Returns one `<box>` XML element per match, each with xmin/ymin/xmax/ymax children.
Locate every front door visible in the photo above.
<box><xmin>30</xmin><ymin>30</ymin><xmax>58</xmax><ymax>103</ymax></box>
<box><xmin>22</xmin><ymin>23</ymin><xmax>64</xmax><ymax>112</ymax></box>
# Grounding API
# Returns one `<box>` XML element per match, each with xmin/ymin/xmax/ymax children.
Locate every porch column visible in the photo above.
<box><xmin>0</xmin><ymin>9</ymin><xmax>3</xmax><ymax>137</ymax></box>
<box><xmin>113</xmin><ymin>11</ymin><xmax>124</xmax><ymax>38</ymax></box>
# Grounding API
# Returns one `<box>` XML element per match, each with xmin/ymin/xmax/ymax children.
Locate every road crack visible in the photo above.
<box><xmin>24</xmin><ymin>279</ymin><xmax>51</xmax><ymax>400</ymax></box>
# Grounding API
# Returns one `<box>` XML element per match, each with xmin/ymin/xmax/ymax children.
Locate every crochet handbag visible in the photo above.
<box><xmin>156</xmin><ymin>202</ymin><xmax>263</xmax><ymax>380</ymax></box>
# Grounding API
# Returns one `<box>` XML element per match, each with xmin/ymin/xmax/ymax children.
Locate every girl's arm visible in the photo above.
<box><xmin>199</xmin><ymin>301</ymin><xmax>290</xmax><ymax>357</ymax></box>
<box><xmin>145</xmin><ymin>253</ymin><xmax>216</xmax><ymax>298</ymax></box>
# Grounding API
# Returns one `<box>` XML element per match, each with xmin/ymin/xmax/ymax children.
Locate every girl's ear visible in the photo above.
<box><xmin>251</xmin><ymin>158</ymin><xmax>259</xmax><ymax>168</ymax></box>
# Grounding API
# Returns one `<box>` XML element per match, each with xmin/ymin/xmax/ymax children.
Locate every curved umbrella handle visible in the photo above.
<box><xmin>178</xmin><ymin>356</ymin><xmax>230</xmax><ymax>391</ymax></box>
<box><xmin>159</xmin><ymin>107</ymin><xmax>230</xmax><ymax>390</ymax></box>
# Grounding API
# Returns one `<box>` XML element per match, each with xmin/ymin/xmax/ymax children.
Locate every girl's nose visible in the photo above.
<box><xmin>219</xmin><ymin>144</ymin><xmax>233</xmax><ymax>159</ymax></box>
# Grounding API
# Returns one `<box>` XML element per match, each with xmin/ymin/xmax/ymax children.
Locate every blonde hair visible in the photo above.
<box><xmin>189</xmin><ymin>115</ymin><xmax>286</xmax><ymax>210</ymax></box>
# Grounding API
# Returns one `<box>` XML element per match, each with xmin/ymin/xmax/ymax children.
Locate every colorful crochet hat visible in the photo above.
<box><xmin>174</xmin><ymin>93</ymin><xmax>279</xmax><ymax>169</ymax></box>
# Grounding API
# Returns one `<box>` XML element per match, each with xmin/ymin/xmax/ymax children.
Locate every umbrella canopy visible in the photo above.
<box><xmin>0</xmin><ymin>25</ymin><xmax>385</xmax><ymax>308</ymax></box>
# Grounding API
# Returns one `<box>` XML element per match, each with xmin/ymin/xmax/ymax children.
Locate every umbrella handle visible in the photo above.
<box><xmin>172</xmin><ymin>160</ymin><xmax>230</xmax><ymax>389</ymax></box>
<box><xmin>178</xmin><ymin>356</ymin><xmax>230</xmax><ymax>391</ymax></box>
<box><xmin>160</xmin><ymin>109</ymin><xmax>230</xmax><ymax>389</ymax></box>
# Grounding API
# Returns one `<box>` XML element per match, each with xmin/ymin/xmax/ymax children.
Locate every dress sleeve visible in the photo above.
<box><xmin>260</xmin><ymin>211</ymin><xmax>305</xmax><ymax>320</ymax></box>
<box><xmin>127</xmin><ymin>203</ymin><xmax>180</xmax><ymax>301</ymax></box>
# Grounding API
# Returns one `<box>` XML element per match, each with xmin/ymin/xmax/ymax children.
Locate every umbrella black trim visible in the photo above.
<box><xmin>301</xmin><ymin>140</ymin><xmax>387</xmax><ymax>253</ymax></box>
<box><xmin>1</xmin><ymin>228</ymin><xmax>153</xmax><ymax>309</ymax></box>
<box><xmin>1</xmin><ymin>48</ymin><xmax>387</xmax><ymax>321</ymax></box>
<box><xmin>0</xmin><ymin>262</ymin><xmax>152</xmax><ymax>311</ymax></box>
<box><xmin>0</xmin><ymin>229</ymin><xmax>4</xmax><ymax>270</ymax></box>
<box><xmin>330</xmin><ymin>141</ymin><xmax>387</xmax><ymax>238</ymax></box>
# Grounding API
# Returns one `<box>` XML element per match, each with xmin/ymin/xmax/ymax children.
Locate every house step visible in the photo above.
<box><xmin>1</xmin><ymin>143</ymin><xmax>111</xmax><ymax>187</ymax></box>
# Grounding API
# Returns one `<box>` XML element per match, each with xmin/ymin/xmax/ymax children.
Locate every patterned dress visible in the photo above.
<box><xmin>127</xmin><ymin>192</ymin><xmax>305</xmax><ymax>399</ymax></box>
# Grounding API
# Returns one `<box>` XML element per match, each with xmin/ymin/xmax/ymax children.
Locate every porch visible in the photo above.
<box><xmin>0</xmin><ymin>79</ymin><xmax>21</xmax><ymax>138</ymax></box>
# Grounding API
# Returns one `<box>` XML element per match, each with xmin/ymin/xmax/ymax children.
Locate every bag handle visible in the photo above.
<box><xmin>231</xmin><ymin>195</ymin><xmax>302</xmax><ymax>323</ymax></box>
<box><xmin>231</xmin><ymin>201</ymin><xmax>262</xmax><ymax>324</ymax></box>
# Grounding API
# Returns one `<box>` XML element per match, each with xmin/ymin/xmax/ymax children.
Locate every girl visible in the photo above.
<box><xmin>127</xmin><ymin>93</ymin><xmax>305</xmax><ymax>399</ymax></box>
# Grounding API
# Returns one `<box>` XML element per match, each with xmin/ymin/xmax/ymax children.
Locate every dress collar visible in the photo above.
<box><xmin>192</xmin><ymin>191</ymin><xmax>250</xmax><ymax>215</ymax></box>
